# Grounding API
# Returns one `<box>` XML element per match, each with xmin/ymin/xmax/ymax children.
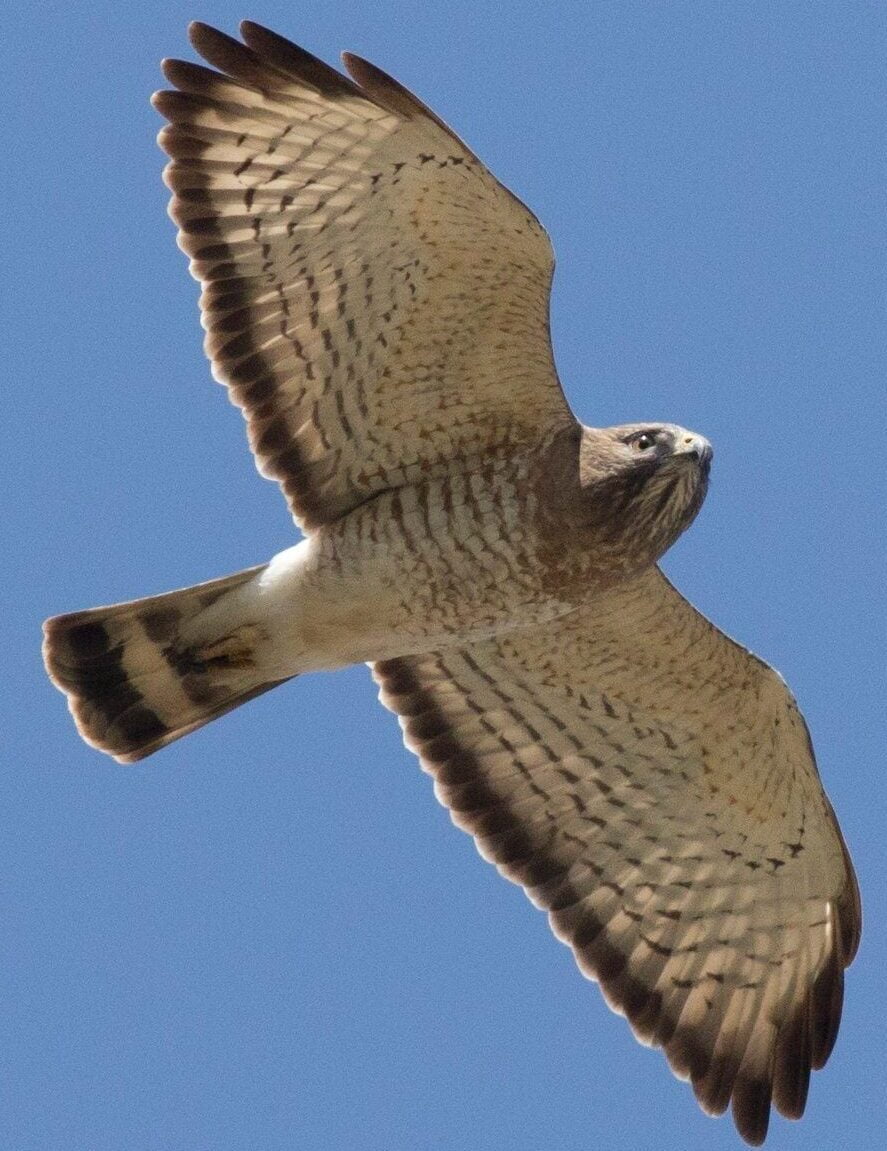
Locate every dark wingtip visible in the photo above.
<box><xmin>341</xmin><ymin>52</ymin><xmax>408</xmax><ymax>108</ymax></box>
<box><xmin>239</xmin><ymin>21</ymin><xmax>361</xmax><ymax>97</ymax></box>
<box><xmin>342</xmin><ymin>50</ymin><xmax>470</xmax><ymax>145</ymax></box>
<box><xmin>692</xmin><ymin>1054</ymin><xmax>738</xmax><ymax>1119</ymax></box>
<box><xmin>188</xmin><ymin>20</ymin><xmax>215</xmax><ymax>50</ymax></box>
<box><xmin>239</xmin><ymin>19</ymin><xmax>272</xmax><ymax>40</ymax></box>
<box><xmin>771</xmin><ymin>1000</ymin><xmax>812</xmax><ymax>1121</ymax></box>
<box><xmin>811</xmin><ymin>948</ymin><xmax>845</xmax><ymax>1070</ymax></box>
<box><xmin>731</xmin><ymin>1076</ymin><xmax>771</xmax><ymax>1146</ymax></box>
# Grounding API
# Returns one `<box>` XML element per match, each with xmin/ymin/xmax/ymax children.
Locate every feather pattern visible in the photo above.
<box><xmin>153</xmin><ymin>21</ymin><xmax>573</xmax><ymax>529</ymax></box>
<box><xmin>41</xmin><ymin>24</ymin><xmax>859</xmax><ymax>1144</ymax></box>
<box><xmin>375</xmin><ymin>567</ymin><xmax>860</xmax><ymax>1145</ymax></box>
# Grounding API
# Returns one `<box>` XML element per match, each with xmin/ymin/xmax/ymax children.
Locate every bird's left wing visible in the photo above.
<box><xmin>153</xmin><ymin>22</ymin><xmax>575</xmax><ymax>530</ymax></box>
<box><xmin>374</xmin><ymin>566</ymin><xmax>859</xmax><ymax>1145</ymax></box>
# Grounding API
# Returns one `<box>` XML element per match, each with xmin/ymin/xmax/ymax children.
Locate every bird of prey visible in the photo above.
<box><xmin>42</xmin><ymin>21</ymin><xmax>859</xmax><ymax>1145</ymax></box>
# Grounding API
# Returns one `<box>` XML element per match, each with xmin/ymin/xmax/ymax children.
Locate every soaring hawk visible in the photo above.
<box><xmin>42</xmin><ymin>22</ymin><xmax>859</xmax><ymax>1145</ymax></box>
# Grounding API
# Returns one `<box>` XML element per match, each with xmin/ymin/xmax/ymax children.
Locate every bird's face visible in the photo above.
<box><xmin>580</xmin><ymin>423</ymin><xmax>713</xmax><ymax>566</ymax></box>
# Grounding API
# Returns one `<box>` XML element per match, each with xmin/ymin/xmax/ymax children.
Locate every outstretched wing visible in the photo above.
<box><xmin>153</xmin><ymin>22</ymin><xmax>574</xmax><ymax>530</ymax></box>
<box><xmin>374</xmin><ymin>567</ymin><xmax>859</xmax><ymax>1146</ymax></box>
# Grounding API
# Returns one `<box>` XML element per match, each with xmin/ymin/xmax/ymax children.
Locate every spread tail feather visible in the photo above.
<box><xmin>43</xmin><ymin>564</ymin><xmax>293</xmax><ymax>762</ymax></box>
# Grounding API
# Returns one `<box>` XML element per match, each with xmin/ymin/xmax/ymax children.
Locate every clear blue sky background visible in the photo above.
<box><xmin>5</xmin><ymin>3</ymin><xmax>884</xmax><ymax>1149</ymax></box>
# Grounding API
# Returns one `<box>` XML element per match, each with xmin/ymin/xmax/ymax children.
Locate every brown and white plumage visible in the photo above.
<box><xmin>42</xmin><ymin>22</ymin><xmax>859</xmax><ymax>1146</ymax></box>
<box><xmin>376</xmin><ymin>567</ymin><xmax>859</xmax><ymax>1144</ymax></box>
<box><xmin>155</xmin><ymin>21</ymin><xmax>573</xmax><ymax>528</ymax></box>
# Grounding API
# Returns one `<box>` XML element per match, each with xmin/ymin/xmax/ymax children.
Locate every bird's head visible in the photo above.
<box><xmin>579</xmin><ymin>422</ymin><xmax>713</xmax><ymax>568</ymax></box>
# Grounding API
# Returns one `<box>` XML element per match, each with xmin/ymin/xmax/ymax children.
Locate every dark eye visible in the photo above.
<box><xmin>630</xmin><ymin>433</ymin><xmax>657</xmax><ymax>452</ymax></box>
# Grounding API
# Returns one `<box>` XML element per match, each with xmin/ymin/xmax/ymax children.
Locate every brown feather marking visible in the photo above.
<box><xmin>373</xmin><ymin>571</ymin><xmax>859</xmax><ymax>1145</ymax></box>
<box><xmin>153</xmin><ymin>23</ymin><xmax>572</xmax><ymax>531</ymax></box>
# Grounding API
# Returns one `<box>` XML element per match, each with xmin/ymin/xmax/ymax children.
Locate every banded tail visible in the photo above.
<box><xmin>43</xmin><ymin>565</ymin><xmax>292</xmax><ymax>762</ymax></box>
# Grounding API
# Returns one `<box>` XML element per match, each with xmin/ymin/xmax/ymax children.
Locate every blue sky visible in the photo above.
<box><xmin>5</xmin><ymin>3</ymin><xmax>884</xmax><ymax>1149</ymax></box>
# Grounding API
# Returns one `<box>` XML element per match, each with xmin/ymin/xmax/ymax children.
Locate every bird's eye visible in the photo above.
<box><xmin>631</xmin><ymin>433</ymin><xmax>657</xmax><ymax>452</ymax></box>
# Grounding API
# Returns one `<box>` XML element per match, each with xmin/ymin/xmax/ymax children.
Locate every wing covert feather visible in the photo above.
<box><xmin>374</xmin><ymin>567</ymin><xmax>859</xmax><ymax>1145</ymax></box>
<box><xmin>153</xmin><ymin>22</ymin><xmax>574</xmax><ymax>529</ymax></box>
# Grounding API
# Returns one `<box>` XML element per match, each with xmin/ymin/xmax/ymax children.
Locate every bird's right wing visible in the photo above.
<box><xmin>374</xmin><ymin>566</ymin><xmax>859</xmax><ymax>1145</ymax></box>
<box><xmin>154</xmin><ymin>22</ymin><xmax>575</xmax><ymax>530</ymax></box>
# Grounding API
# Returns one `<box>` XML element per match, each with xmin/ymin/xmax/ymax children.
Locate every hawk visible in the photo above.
<box><xmin>42</xmin><ymin>22</ymin><xmax>859</xmax><ymax>1145</ymax></box>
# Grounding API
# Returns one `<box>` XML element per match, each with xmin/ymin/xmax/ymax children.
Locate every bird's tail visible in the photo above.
<box><xmin>43</xmin><ymin>564</ymin><xmax>293</xmax><ymax>763</ymax></box>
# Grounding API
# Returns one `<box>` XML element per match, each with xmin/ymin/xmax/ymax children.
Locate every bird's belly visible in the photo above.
<box><xmin>261</xmin><ymin>469</ymin><xmax>593</xmax><ymax>671</ymax></box>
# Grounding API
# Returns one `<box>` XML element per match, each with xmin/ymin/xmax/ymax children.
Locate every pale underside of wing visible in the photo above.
<box><xmin>153</xmin><ymin>22</ymin><xmax>575</xmax><ymax>530</ymax></box>
<box><xmin>374</xmin><ymin>566</ymin><xmax>859</xmax><ymax>1146</ymax></box>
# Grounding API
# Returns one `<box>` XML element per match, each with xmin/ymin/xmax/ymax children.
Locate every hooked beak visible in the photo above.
<box><xmin>675</xmin><ymin>433</ymin><xmax>713</xmax><ymax>469</ymax></box>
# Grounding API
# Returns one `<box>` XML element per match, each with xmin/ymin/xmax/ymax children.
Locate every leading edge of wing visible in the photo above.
<box><xmin>152</xmin><ymin>22</ymin><xmax>574</xmax><ymax>531</ymax></box>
